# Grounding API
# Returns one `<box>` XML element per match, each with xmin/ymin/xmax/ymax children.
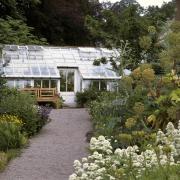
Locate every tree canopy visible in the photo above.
<box><xmin>85</xmin><ymin>0</ymin><xmax>175</xmax><ymax>67</ymax></box>
<box><xmin>0</xmin><ymin>0</ymin><xmax>176</xmax><ymax>47</ymax></box>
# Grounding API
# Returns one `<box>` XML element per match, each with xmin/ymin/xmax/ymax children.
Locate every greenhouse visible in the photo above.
<box><xmin>0</xmin><ymin>45</ymin><xmax>125</xmax><ymax>106</ymax></box>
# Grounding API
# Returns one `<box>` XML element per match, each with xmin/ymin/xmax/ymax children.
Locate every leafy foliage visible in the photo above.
<box><xmin>70</xmin><ymin>121</ymin><xmax>180</xmax><ymax>179</ymax></box>
<box><xmin>0</xmin><ymin>152</ymin><xmax>7</xmax><ymax>171</ymax></box>
<box><xmin>0</xmin><ymin>0</ymin><xmax>41</xmax><ymax>19</ymax></box>
<box><xmin>0</xmin><ymin>90</ymin><xmax>50</xmax><ymax>136</ymax></box>
<box><xmin>76</xmin><ymin>88</ymin><xmax>102</xmax><ymax>108</ymax></box>
<box><xmin>23</xmin><ymin>0</ymin><xmax>101</xmax><ymax>45</ymax></box>
<box><xmin>88</xmin><ymin>21</ymin><xmax>180</xmax><ymax>149</ymax></box>
<box><xmin>0</xmin><ymin>121</ymin><xmax>27</xmax><ymax>151</ymax></box>
<box><xmin>85</xmin><ymin>0</ymin><xmax>175</xmax><ymax>66</ymax></box>
<box><xmin>0</xmin><ymin>0</ymin><xmax>176</xmax><ymax>46</ymax></box>
<box><xmin>160</xmin><ymin>21</ymin><xmax>180</xmax><ymax>73</ymax></box>
<box><xmin>0</xmin><ymin>17</ymin><xmax>47</xmax><ymax>45</ymax></box>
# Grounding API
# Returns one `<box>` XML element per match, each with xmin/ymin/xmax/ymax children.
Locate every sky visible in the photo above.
<box><xmin>99</xmin><ymin>0</ymin><xmax>172</xmax><ymax>8</ymax></box>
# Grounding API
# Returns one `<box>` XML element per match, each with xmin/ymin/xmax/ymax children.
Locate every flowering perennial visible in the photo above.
<box><xmin>69</xmin><ymin>121</ymin><xmax>180</xmax><ymax>180</ymax></box>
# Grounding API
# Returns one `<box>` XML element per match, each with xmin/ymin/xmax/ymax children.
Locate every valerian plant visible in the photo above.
<box><xmin>69</xmin><ymin>121</ymin><xmax>180</xmax><ymax>180</ymax></box>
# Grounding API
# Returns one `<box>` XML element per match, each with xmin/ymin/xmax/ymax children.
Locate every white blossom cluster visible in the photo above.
<box><xmin>69</xmin><ymin>121</ymin><xmax>180</xmax><ymax>180</ymax></box>
<box><xmin>90</xmin><ymin>135</ymin><xmax>113</xmax><ymax>154</ymax></box>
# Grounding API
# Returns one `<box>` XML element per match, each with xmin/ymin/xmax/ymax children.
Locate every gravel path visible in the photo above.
<box><xmin>0</xmin><ymin>108</ymin><xmax>91</xmax><ymax>180</ymax></box>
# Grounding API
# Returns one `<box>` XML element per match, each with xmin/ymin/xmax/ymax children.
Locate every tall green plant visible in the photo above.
<box><xmin>0</xmin><ymin>92</ymin><xmax>41</xmax><ymax>136</ymax></box>
<box><xmin>0</xmin><ymin>17</ymin><xmax>47</xmax><ymax>45</ymax></box>
<box><xmin>0</xmin><ymin>122</ymin><xmax>26</xmax><ymax>151</ymax></box>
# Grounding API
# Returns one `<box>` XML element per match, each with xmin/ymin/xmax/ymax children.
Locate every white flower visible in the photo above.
<box><xmin>83</xmin><ymin>163</ymin><xmax>89</xmax><ymax>170</ymax></box>
<box><xmin>81</xmin><ymin>173</ymin><xmax>88</xmax><ymax>179</ymax></box>
<box><xmin>95</xmin><ymin>176</ymin><xmax>103</xmax><ymax>180</ymax></box>
<box><xmin>90</xmin><ymin>137</ymin><xmax>97</xmax><ymax>144</ymax></box>
<box><xmin>69</xmin><ymin>173</ymin><xmax>77</xmax><ymax>180</ymax></box>
<box><xmin>82</xmin><ymin>157</ymin><xmax>88</xmax><ymax>163</ymax></box>
<box><xmin>98</xmin><ymin>136</ymin><xmax>106</xmax><ymax>141</ymax></box>
<box><xmin>70</xmin><ymin>121</ymin><xmax>180</xmax><ymax>180</ymax></box>
<box><xmin>114</xmin><ymin>148</ymin><xmax>122</xmax><ymax>155</ymax></box>
<box><xmin>74</xmin><ymin>160</ymin><xmax>82</xmax><ymax>168</ymax></box>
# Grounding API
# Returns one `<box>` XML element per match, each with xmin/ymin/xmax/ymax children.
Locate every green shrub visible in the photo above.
<box><xmin>0</xmin><ymin>152</ymin><xmax>7</xmax><ymax>171</ymax></box>
<box><xmin>6</xmin><ymin>149</ymin><xmax>21</xmax><ymax>162</ymax></box>
<box><xmin>0</xmin><ymin>121</ymin><xmax>27</xmax><ymax>151</ymax></box>
<box><xmin>56</xmin><ymin>96</ymin><xmax>64</xmax><ymax>108</ymax></box>
<box><xmin>89</xmin><ymin>62</ymin><xmax>179</xmax><ymax>149</ymax></box>
<box><xmin>76</xmin><ymin>89</ymin><xmax>101</xmax><ymax>107</ymax></box>
<box><xmin>0</xmin><ymin>92</ymin><xmax>41</xmax><ymax>136</ymax></box>
<box><xmin>140</xmin><ymin>165</ymin><xmax>180</xmax><ymax>180</ymax></box>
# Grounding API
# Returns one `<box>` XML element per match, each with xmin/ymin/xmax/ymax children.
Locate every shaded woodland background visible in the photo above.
<box><xmin>0</xmin><ymin>0</ymin><xmax>177</xmax><ymax>46</ymax></box>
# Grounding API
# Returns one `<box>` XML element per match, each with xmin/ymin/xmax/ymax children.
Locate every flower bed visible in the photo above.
<box><xmin>70</xmin><ymin>121</ymin><xmax>180</xmax><ymax>180</ymax></box>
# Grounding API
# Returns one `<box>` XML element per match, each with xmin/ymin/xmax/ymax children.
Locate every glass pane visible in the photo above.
<box><xmin>100</xmin><ymin>81</ymin><xmax>107</xmax><ymax>91</ymax></box>
<box><xmin>108</xmin><ymin>81</ymin><xmax>118</xmax><ymax>92</ymax></box>
<box><xmin>67</xmin><ymin>70</ymin><xmax>74</xmax><ymax>92</ymax></box>
<box><xmin>42</xmin><ymin>80</ymin><xmax>50</xmax><ymax>88</ymax></box>
<box><xmin>6</xmin><ymin>80</ymin><xmax>14</xmax><ymax>88</ymax></box>
<box><xmin>97</xmin><ymin>67</ymin><xmax>106</xmax><ymax>77</ymax></box>
<box><xmin>106</xmin><ymin>69</ymin><xmax>115</xmax><ymax>77</ymax></box>
<box><xmin>34</xmin><ymin>80</ymin><xmax>41</xmax><ymax>88</ymax></box>
<box><xmin>60</xmin><ymin>70</ymin><xmax>66</xmax><ymax>92</ymax></box>
<box><xmin>29</xmin><ymin>55</ymin><xmax>36</xmax><ymax>60</ymax></box>
<box><xmin>91</xmin><ymin>81</ymin><xmax>99</xmax><ymax>90</ymax></box>
<box><xmin>50</xmin><ymin>80</ymin><xmax>57</xmax><ymax>88</ymax></box>
<box><xmin>24</xmin><ymin>80</ymin><xmax>31</xmax><ymax>88</ymax></box>
<box><xmin>24</xmin><ymin>67</ymin><xmax>31</xmax><ymax>76</ymax></box>
<box><xmin>15</xmin><ymin>80</ymin><xmax>24</xmax><ymax>89</ymax></box>
<box><xmin>31</xmin><ymin>66</ymin><xmax>40</xmax><ymax>75</ymax></box>
<box><xmin>5</xmin><ymin>67</ymin><xmax>14</xmax><ymax>75</ymax></box>
<box><xmin>63</xmin><ymin>53</ymin><xmax>74</xmax><ymax>59</ymax></box>
<box><xmin>36</xmin><ymin>55</ymin><xmax>43</xmax><ymax>60</ymax></box>
<box><xmin>11</xmin><ymin>55</ymin><xmax>19</xmax><ymax>59</ymax></box>
<box><xmin>49</xmin><ymin>67</ymin><xmax>57</xmax><ymax>76</ymax></box>
<box><xmin>14</xmin><ymin>67</ymin><xmax>22</xmax><ymax>75</ymax></box>
<box><xmin>40</xmin><ymin>66</ymin><xmax>49</xmax><ymax>76</ymax></box>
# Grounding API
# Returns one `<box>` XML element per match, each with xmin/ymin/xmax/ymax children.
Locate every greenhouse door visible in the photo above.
<box><xmin>59</xmin><ymin>69</ymin><xmax>76</xmax><ymax>106</ymax></box>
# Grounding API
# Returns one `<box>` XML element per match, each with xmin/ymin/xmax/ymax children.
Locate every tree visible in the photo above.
<box><xmin>0</xmin><ymin>0</ymin><xmax>41</xmax><ymax>19</ymax></box>
<box><xmin>24</xmin><ymin>0</ymin><xmax>101</xmax><ymax>46</ymax></box>
<box><xmin>160</xmin><ymin>21</ymin><xmax>180</xmax><ymax>74</ymax></box>
<box><xmin>176</xmin><ymin>0</ymin><xmax>180</xmax><ymax>20</ymax></box>
<box><xmin>85</xmin><ymin>0</ymin><xmax>175</xmax><ymax>68</ymax></box>
<box><xmin>0</xmin><ymin>17</ymin><xmax>47</xmax><ymax>45</ymax></box>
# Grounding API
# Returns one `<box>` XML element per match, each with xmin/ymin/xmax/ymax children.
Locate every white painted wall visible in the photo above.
<box><xmin>60</xmin><ymin>92</ymin><xmax>76</xmax><ymax>107</ymax></box>
<box><xmin>82</xmin><ymin>80</ymin><xmax>91</xmax><ymax>91</ymax></box>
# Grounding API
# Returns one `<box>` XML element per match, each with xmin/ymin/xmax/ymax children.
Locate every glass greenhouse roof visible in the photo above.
<box><xmin>79</xmin><ymin>65</ymin><xmax>120</xmax><ymax>80</ymax></box>
<box><xmin>2</xmin><ymin>45</ymin><xmax>121</xmax><ymax>79</ymax></box>
<box><xmin>3</xmin><ymin>65</ymin><xmax>59</xmax><ymax>78</ymax></box>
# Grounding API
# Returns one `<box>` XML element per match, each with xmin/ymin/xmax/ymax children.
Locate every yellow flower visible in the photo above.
<box><xmin>140</xmin><ymin>64</ymin><xmax>152</xmax><ymax>71</ymax></box>
<box><xmin>0</xmin><ymin>115</ymin><xmax>23</xmax><ymax>126</ymax></box>
<box><xmin>118</xmin><ymin>133</ymin><xmax>132</xmax><ymax>143</ymax></box>
<box><xmin>148</xmin><ymin>26</ymin><xmax>156</xmax><ymax>34</ymax></box>
<box><xmin>132</xmin><ymin>131</ymin><xmax>145</xmax><ymax>137</ymax></box>
<box><xmin>132</xmin><ymin>67</ymin><xmax>141</xmax><ymax>79</ymax></box>
<box><xmin>142</xmin><ymin>68</ymin><xmax>155</xmax><ymax>82</ymax></box>
<box><xmin>125</xmin><ymin>118</ymin><xmax>136</xmax><ymax>129</ymax></box>
<box><xmin>147</xmin><ymin>114</ymin><xmax>156</xmax><ymax>124</ymax></box>
<box><xmin>133</xmin><ymin>102</ymin><xmax>145</xmax><ymax>115</ymax></box>
<box><xmin>122</xmin><ymin>76</ymin><xmax>133</xmax><ymax>87</ymax></box>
